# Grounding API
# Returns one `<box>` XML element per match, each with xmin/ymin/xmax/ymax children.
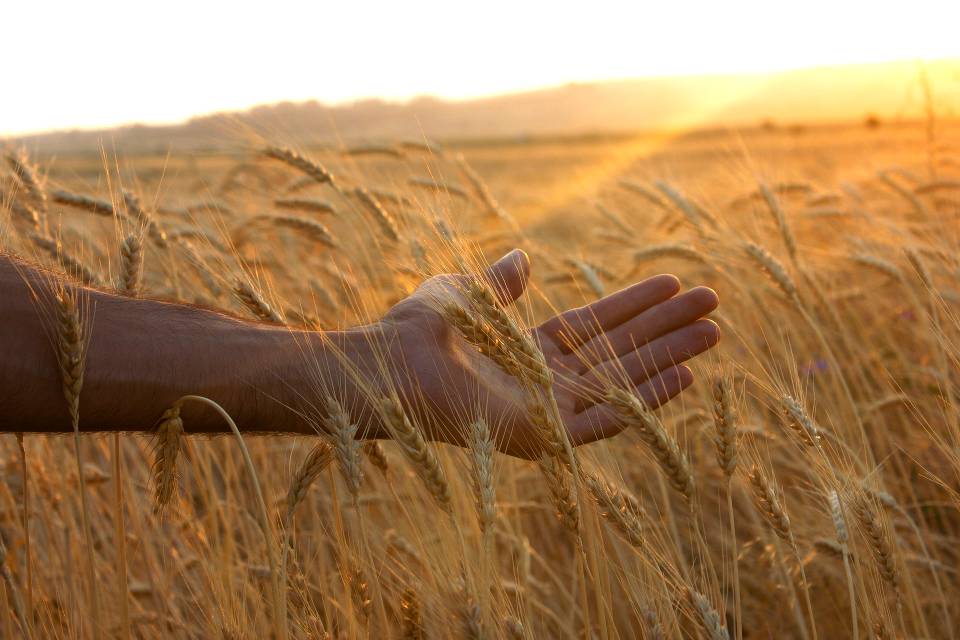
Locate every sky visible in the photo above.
<box><xmin>4</xmin><ymin>0</ymin><xmax>960</xmax><ymax>135</ymax></box>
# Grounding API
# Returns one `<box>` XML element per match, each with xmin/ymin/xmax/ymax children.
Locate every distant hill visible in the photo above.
<box><xmin>11</xmin><ymin>58</ymin><xmax>960</xmax><ymax>154</ymax></box>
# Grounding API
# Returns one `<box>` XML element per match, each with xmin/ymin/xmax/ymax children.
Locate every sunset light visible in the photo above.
<box><xmin>5</xmin><ymin>0</ymin><xmax>960</xmax><ymax>135</ymax></box>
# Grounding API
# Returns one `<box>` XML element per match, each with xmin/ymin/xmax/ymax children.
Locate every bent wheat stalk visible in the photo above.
<box><xmin>171</xmin><ymin>395</ymin><xmax>287</xmax><ymax>640</ymax></box>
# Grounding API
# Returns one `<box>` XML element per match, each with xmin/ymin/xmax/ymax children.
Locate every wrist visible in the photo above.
<box><xmin>283</xmin><ymin>322</ymin><xmax>396</xmax><ymax>439</ymax></box>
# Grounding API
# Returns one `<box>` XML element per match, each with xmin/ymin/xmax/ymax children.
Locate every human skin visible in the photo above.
<box><xmin>0</xmin><ymin>249</ymin><xmax>719</xmax><ymax>458</ymax></box>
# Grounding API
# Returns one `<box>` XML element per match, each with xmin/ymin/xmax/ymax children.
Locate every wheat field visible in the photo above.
<box><xmin>1</xmin><ymin>120</ymin><xmax>960</xmax><ymax>639</ymax></box>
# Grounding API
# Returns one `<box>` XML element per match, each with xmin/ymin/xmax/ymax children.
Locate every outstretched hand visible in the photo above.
<box><xmin>379</xmin><ymin>249</ymin><xmax>720</xmax><ymax>458</ymax></box>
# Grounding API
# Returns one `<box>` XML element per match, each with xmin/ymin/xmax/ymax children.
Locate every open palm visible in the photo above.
<box><xmin>380</xmin><ymin>249</ymin><xmax>719</xmax><ymax>458</ymax></box>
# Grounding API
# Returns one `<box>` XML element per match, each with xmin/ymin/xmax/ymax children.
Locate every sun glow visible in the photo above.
<box><xmin>4</xmin><ymin>0</ymin><xmax>960</xmax><ymax>135</ymax></box>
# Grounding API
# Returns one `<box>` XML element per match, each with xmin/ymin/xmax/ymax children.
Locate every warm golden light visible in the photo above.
<box><xmin>4</xmin><ymin>0</ymin><xmax>960</xmax><ymax>135</ymax></box>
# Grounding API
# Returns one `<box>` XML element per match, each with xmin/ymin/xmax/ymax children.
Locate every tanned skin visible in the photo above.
<box><xmin>0</xmin><ymin>249</ymin><xmax>719</xmax><ymax>459</ymax></box>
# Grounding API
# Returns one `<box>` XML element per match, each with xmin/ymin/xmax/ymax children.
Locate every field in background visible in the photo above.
<box><xmin>2</xmin><ymin>118</ymin><xmax>960</xmax><ymax>638</ymax></box>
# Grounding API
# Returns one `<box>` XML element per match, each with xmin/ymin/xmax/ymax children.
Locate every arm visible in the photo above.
<box><xmin>0</xmin><ymin>249</ymin><xmax>719</xmax><ymax>456</ymax></box>
<box><xmin>0</xmin><ymin>253</ymin><xmax>371</xmax><ymax>435</ymax></box>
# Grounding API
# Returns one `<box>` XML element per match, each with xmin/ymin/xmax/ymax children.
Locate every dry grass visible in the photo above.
<box><xmin>1</xmin><ymin>120</ymin><xmax>960</xmax><ymax>638</ymax></box>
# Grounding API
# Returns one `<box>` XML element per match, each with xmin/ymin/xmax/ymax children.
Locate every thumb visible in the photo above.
<box><xmin>483</xmin><ymin>249</ymin><xmax>531</xmax><ymax>305</ymax></box>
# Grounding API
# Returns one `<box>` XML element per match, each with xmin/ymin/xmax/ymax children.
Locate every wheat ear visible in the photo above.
<box><xmin>50</xmin><ymin>189</ymin><xmax>116</xmax><ymax>217</ymax></box>
<box><xmin>853</xmin><ymin>495</ymin><xmax>900</xmax><ymax>595</ymax></box>
<box><xmin>5</xmin><ymin>150</ymin><xmax>47</xmax><ymax>213</ymax></box>
<box><xmin>503</xmin><ymin>615</ymin><xmax>526</xmax><ymax>639</ymax></box>
<box><xmin>323</xmin><ymin>398</ymin><xmax>363</xmax><ymax>502</ymax></box>
<box><xmin>362</xmin><ymin>441</ymin><xmax>389</xmax><ymax>475</ymax></box>
<box><xmin>348</xmin><ymin>565</ymin><xmax>372</xmax><ymax>621</ymax></box>
<box><xmin>286</xmin><ymin>440</ymin><xmax>335</xmax><ymax>518</ymax></box>
<box><xmin>153</xmin><ymin>405</ymin><xmax>184</xmax><ymax>509</ymax></box>
<box><xmin>539</xmin><ymin>453</ymin><xmax>579</xmax><ymax>532</ymax></box>
<box><xmin>746</xmin><ymin>465</ymin><xmax>791</xmax><ymax>540</ymax></box>
<box><xmin>263</xmin><ymin>145</ymin><xmax>338</xmax><ymax>189</ymax></box>
<box><xmin>585</xmin><ymin>473</ymin><xmax>645</xmax><ymax>548</ymax></box>
<box><xmin>273</xmin><ymin>197</ymin><xmax>337</xmax><ymax>215</ymax></box>
<box><xmin>781</xmin><ymin>395</ymin><xmax>821</xmax><ymax>447</ymax></box>
<box><xmin>354</xmin><ymin>187</ymin><xmax>400</xmax><ymax>242</ymax></box>
<box><xmin>606</xmin><ymin>388</ymin><xmax>694</xmax><ymax>501</ymax></box>
<box><xmin>234</xmin><ymin>280</ymin><xmax>284</xmax><ymax>323</ymax></box>
<box><xmin>30</xmin><ymin>234</ymin><xmax>101</xmax><ymax>286</ymax></box>
<box><xmin>119</xmin><ymin>233</ymin><xmax>143</xmax><ymax>294</ymax></box>
<box><xmin>468</xmin><ymin>420</ymin><xmax>497</xmax><ymax>534</ymax></box>
<box><xmin>400</xmin><ymin>587</ymin><xmax>425</xmax><ymax>639</ymax></box>
<box><xmin>380</xmin><ymin>396</ymin><xmax>452</xmax><ymax>513</ymax></box>
<box><xmin>690</xmin><ymin>590</ymin><xmax>730</xmax><ymax>640</ymax></box>
<box><xmin>760</xmin><ymin>183</ymin><xmax>798</xmax><ymax>262</ymax></box>
<box><xmin>829</xmin><ymin>490</ymin><xmax>858</xmax><ymax>640</ymax></box>
<box><xmin>744</xmin><ymin>241</ymin><xmax>799</xmax><ymax>302</ymax></box>
<box><xmin>122</xmin><ymin>191</ymin><xmax>168</xmax><ymax>248</ymax></box>
<box><xmin>712</xmin><ymin>377</ymin><xmax>739</xmax><ymax>476</ymax></box>
<box><xmin>713</xmin><ymin>375</ymin><xmax>741</xmax><ymax>640</ymax></box>
<box><xmin>250</xmin><ymin>214</ymin><xmax>339</xmax><ymax>248</ymax></box>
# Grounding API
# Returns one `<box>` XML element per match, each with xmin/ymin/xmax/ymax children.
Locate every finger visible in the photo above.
<box><xmin>574</xmin><ymin>320</ymin><xmax>719</xmax><ymax>412</ymax></box>
<box><xmin>482</xmin><ymin>248</ymin><xmax>531</xmax><ymax>305</ymax></box>
<box><xmin>568</xmin><ymin>365</ymin><xmax>693</xmax><ymax>446</ymax></box>
<box><xmin>539</xmin><ymin>274</ymin><xmax>680</xmax><ymax>352</ymax></box>
<box><xmin>571</xmin><ymin>286</ymin><xmax>718</xmax><ymax>367</ymax></box>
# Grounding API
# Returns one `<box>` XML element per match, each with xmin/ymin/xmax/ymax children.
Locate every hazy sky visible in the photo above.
<box><xmin>4</xmin><ymin>0</ymin><xmax>959</xmax><ymax>135</ymax></box>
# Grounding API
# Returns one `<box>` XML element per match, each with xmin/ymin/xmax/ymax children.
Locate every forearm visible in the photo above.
<box><xmin>0</xmin><ymin>255</ymin><xmax>387</xmax><ymax>436</ymax></box>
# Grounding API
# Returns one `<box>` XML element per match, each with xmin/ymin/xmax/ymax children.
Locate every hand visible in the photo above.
<box><xmin>377</xmin><ymin>249</ymin><xmax>720</xmax><ymax>458</ymax></box>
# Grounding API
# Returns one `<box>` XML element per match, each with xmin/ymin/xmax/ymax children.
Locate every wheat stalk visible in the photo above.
<box><xmin>54</xmin><ymin>288</ymin><xmax>102</xmax><ymax>638</ymax></box>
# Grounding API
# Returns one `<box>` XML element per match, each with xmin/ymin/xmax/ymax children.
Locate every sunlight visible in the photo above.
<box><xmin>4</xmin><ymin>0</ymin><xmax>960</xmax><ymax>135</ymax></box>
